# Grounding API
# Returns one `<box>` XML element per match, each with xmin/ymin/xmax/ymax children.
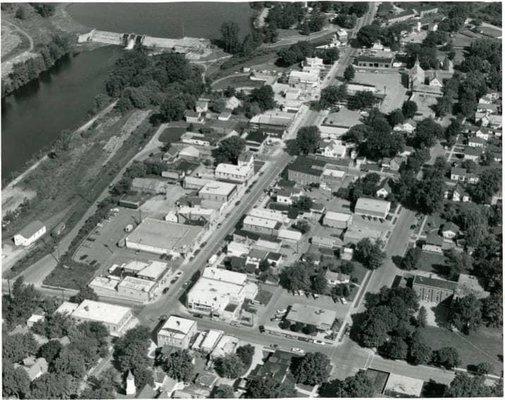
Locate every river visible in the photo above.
<box><xmin>2</xmin><ymin>2</ymin><xmax>252</xmax><ymax>182</ymax></box>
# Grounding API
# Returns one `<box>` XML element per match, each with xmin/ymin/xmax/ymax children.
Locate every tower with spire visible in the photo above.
<box><xmin>126</xmin><ymin>370</ymin><xmax>136</xmax><ymax>395</ymax></box>
<box><xmin>408</xmin><ymin>56</ymin><xmax>425</xmax><ymax>89</ymax></box>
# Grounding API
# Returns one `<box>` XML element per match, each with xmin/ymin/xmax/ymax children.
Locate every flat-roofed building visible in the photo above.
<box><xmin>248</xmin><ymin>208</ymin><xmax>289</xmax><ymax>224</ymax></box>
<box><xmin>183</xmin><ymin>176</ymin><xmax>213</xmax><ymax>190</ymax></box>
<box><xmin>312</xmin><ymin>235</ymin><xmax>343</xmax><ymax>249</ymax></box>
<box><xmin>55</xmin><ymin>300</ymin><xmax>135</xmax><ymax>337</ymax></box>
<box><xmin>181</xmin><ymin>132</ymin><xmax>210</xmax><ymax>147</ymax></box>
<box><xmin>200</xmin><ymin>329</ymin><xmax>224</xmax><ymax>353</ymax></box>
<box><xmin>215</xmin><ymin>162</ymin><xmax>254</xmax><ymax>183</ymax></box>
<box><xmin>288</xmin><ymin>70</ymin><xmax>320</xmax><ymax>86</ymax></box>
<box><xmin>210</xmin><ymin>335</ymin><xmax>240</xmax><ymax>359</ymax></box>
<box><xmin>285</xmin><ymin>303</ymin><xmax>337</xmax><ymax>331</ymax></box>
<box><xmin>198</xmin><ymin>181</ymin><xmax>237</xmax><ymax>203</ymax></box>
<box><xmin>278</xmin><ymin>228</ymin><xmax>302</xmax><ymax>243</ymax></box>
<box><xmin>383</xmin><ymin>373</ymin><xmax>424</xmax><ymax>398</ymax></box>
<box><xmin>117</xmin><ymin>276</ymin><xmax>157</xmax><ymax>302</ymax></box>
<box><xmin>412</xmin><ymin>275</ymin><xmax>457</xmax><ymax>304</ymax></box>
<box><xmin>187</xmin><ymin>267</ymin><xmax>257</xmax><ymax>320</ymax></box>
<box><xmin>157</xmin><ymin>316</ymin><xmax>197</xmax><ymax>349</ymax></box>
<box><xmin>250</xmin><ymin>111</ymin><xmax>295</xmax><ymax>138</ymax></box>
<box><xmin>355</xmin><ymin>53</ymin><xmax>394</xmax><ymax>68</ymax></box>
<box><xmin>323</xmin><ymin>211</ymin><xmax>352</xmax><ymax>229</ymax></box>
<box><xmin>177</xmin><ymin>205</ymin><xmax>216</xmax><ymax>225</ymax></box>
<box><xmin>243</xmin><ymin>215</ymin><xmax>281</xmax><ymax>236</ymax></box>
<box><xmin>131</xmin><ymin>177</ymin><xmax>168</xmax><ymax>194</ymax></box>
<box><xmin>126</xmin><ymin>218</ymin><xmax>204</xmax><ymax>257</ymax></box>
<box><xmin>354</xmin><ymin>198</ymin><xmax>391</xmax><ymax>219</ymax></box>
<box><xmin>287</xmin><ymin>156</ymin><xmax>327</xmax><ymax>185</ymax></box>
<box><xmin>89</xmin><ymin>276</ymin><xmax>121</xmax><ymax>298</ymax></box>
<box><xmin>14</xmin><ymin>221</ymin><xmax>46</xmax><ymax>247</ymax></box>
<box><xmin>343</xmin><ymin>225</ymin><xmax>386</xmax><ymax>245</ymax></box>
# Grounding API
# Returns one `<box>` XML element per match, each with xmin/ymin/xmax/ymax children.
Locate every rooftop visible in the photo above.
<box><xmin>159</xmin><ymin>316</ymin><xmax>197</xmax><ymax>337</ymax></box>
<box><xmin>355</xmin><ymin>198</ymin><xmax>391</xmax><ymax>214</ymax></box>
<box><xmin>16</xmin><ymin>220</ymin><xmax>45</xmax><ymax>238</ymax></box>
<box><xmin>117</xmin><ymin>276</ymin><xmax>156</xmax><ymax>292</ymax></box>
<box><xmin>324</xmin><ymin>211</ymin><xmax>352</xmax><ymax>222</ymax></box>
<box><xmin>199</xmin><ymin>181</ymin><xmax>237</xmax><ymax>197</ymax></box>
<box><xmin>243</xmin><ymin>215</ymin><xmax>280</xmax><ymax>230</ymax></box>
<box><xmin>288</xmin><ymin>156</ymin><xmax>327</xmax><ymax>176</ymax></box>
<box><xmin>68</xmin><ymin>300</ymin><xmax>132</xmax><ymax>325</ymax></box>
<box><xmin>286</xmin><ymin>303</ymin><xmax>337</xmax><ymax>328</ymax></box>
<box><xmin>202</xmin><ymin>266</ymin><xmax>248</xmax><ymax>286</ymax></box>
<box><xmin>412</xmin><ymin>275</ymin><xmax>458</xmax><ymax>291</ymax></box>
<box><xmin>137</xmin><ymin>260</ymin><xmax>170</xmax><ymax>281</ymax></box>
<box><xmin>384</xmin><ymin>373</ymin><xmax>424</xmax><ymax>397</ymax></box>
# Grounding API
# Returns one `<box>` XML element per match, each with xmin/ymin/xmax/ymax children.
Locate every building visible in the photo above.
<box><xmin>285</xmin><ymin>303</ymin><xmax>337</xmax><ymax>331</ymax></box>
<box><xmin>354</xmin><ymin>198</ymin><xmax>391</xmax><ymax>219</ymax></box>
<box><xmin>287</xmin><ymin>156</ymin><xmax>327</xmax><ymax>185</ymax></box>
<box><xmin>55</xmin><ymin>300</ymin><xmax>135</xmax><ymax>336</ymax></box>
<box><xmin>249</xmin><ymin>111</ymin><xmax>295</xmax><ymax>138</ymax></box>
<box><xmin>177</xmin><ymin>205</ymin><xmax>216</xmax><ymax>225</ymax></box>
<box><xmin>187</xmin><ymin>267</ymin><xmax>258</xmax><ymax>320</ymax></box>
<box><xmin>199</xmin><ymin>329</ymin><xmax>224</xmax><ymax>353</ymax></box>
<box><xmin>198</xmin><ymin>181</ymin><xmax>237</xmax><ymax>203</ymax></box>
<box><xmin>288</xmin><ymin>70</ymin><xmax>319</xmax><ymax>87</ymax></box>
<box><xmin>195</xmin><ymin>99</ymin><xmax>209</xmax><ymax>113</ymax></box>
<box><xmin>278</xmin><ymin>228</ymin><xmax>302</xmax><ymax>243</ymax></box>
<box><xmin>117</xmin><ymin>276</ymin><xmax>157</xmax><ymax>302</ymax></box>
<box><xmin>325</xmin><ymin>271</ymin><xmax>350</xmax><ymax>285</ymax></box>
<box><xmin>14</xmin><ymin>221</ymin><xmax>46</xmax><ymax>247</ymax></box>
<box><xmin>275</xmin><ymin>187</ymin><xmax>302</xmax><ymax>205</ymax></box>
<box><xmin>412</xmin><ymin>275</ymin><xmax>457</xmax><ymax>303</ymax></box>
<box><xmin>181</xmin><ymin>132</ymin><xmax>211</xmax><ymax>147</ymax></box>
<box><xmin>242</xmin><ymin>215</ymin><xmax>281</xmax><ymax>236</ymax></box>
<box><xmin>185</xmin><ymin>110</ymin><xmax>204</xmax><ymax>124</ymax></box>
<box><xmin>343</xmin><ymin>224</ymin><xmax>386</xmax><ymax>245</ymax></box>
<box><xmin>441</xmin><ymin>222</ymin><xmax>459</xmax><ymax>240</ymax></box>
<box><xmin>215</xmin><ymin>162</ymin><xmax>254</xmax><ymax>184</ymax></box>
<box><xmin>21</xmin><ymin>357</ymin><xmax>48</xmax><ymax>381</ymax></box>
<box><xmin>131</xmin><ymin>177</ymin><xmax>168</xmax><ymax>194</ymax></box>
<box><xmin>158</xmin><ymin>316</ymin><xmax>198</xmax><ymax>349</ymax></box>
<box><xmin>409</xmin><ymin>58</ymin><xmax>425</xmax><ymax>89</ymax></box>
<box><xmin>355</xmin><ymin>52</ymin><xmax>394</xmax><ymax>68</ymax></box>
<box><xmin>385</xmin><ymin>9</ymin><xmax>417</xmax><ymax>25</ymax></box>
<box><xmin>125</xmin><ymin>218</ymin><xmax>204</xmax><ymax>256</ymax></box>
<box><xmin>323</xmin><ymin>211</ymin><xmax>352</xmax><ymax>229</ymax></box>
<box><xmin>321</xmin><ymin>140</ymin><xmax>348</xmax><ymax>159</ymax></box>
<box><xmin>422</xmin><ymin>233</ymin><xmax>444</xmax><ymax>254</ymax></box>
<box><xmin>312</xmin><ymin>235</ymin><xmax>343</xmax><ymax>249</ymax></box>
<box><xmin>450</xmin><ymin>167</ymin><xmax>467</xmax><ymax>182</ymax></box>
<box><xmin>383</xmin><ymin>373</ymin><xmax>424</xmax><ymax>397</ymax></box>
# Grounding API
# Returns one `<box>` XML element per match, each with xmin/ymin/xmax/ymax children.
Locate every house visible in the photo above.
<box><xmin>181</xmin><ymin>132</ymin><xmax>211</xmax><ymax>147</ymax></box>
<box><xmin>325</xmin><ymin>270</ymin><xmax>350</xmax><ymax>285</ymax></box>
<box><xmin>354</xmin><ymin>198</ymin><xmax>391</xmax><ymax>219</ymax></box>
<box><xmin>225</xmin><ymin>96</ymin><xmax>241</xmax><ymax>110</ymax></box>
<box><xmin>381</xmin><ymin>157</ymin><xmax>401</xmax><ymax>171</ymax></box>
<box><xmin>463</xmin><ymin>146</ymin><xmax>482</xmax><ymax>161</ymax></box>
<box><xmin>14</xmin><ymin>221</ymin><xmax>46</xmax><ymax>247</ymax></box>
<box><xmin>21</xmin><ymin>357</ymin><xmax>48</xmax><ymax>381</ymax></box>
<box><xmin>217</xmin><ymin>111</ymin><xmax>232</xmax><ymax>121</ymax></box>
<box><xmin>185</xmin><ymin>111</ymin><xmax>204</xmax><ymax>124</ymax></box>
<box><xmin>303</xmin><ymin>56</ymin><xmax>324</xmax><ymax>69</ymax></box>
<box><xmin>452</xmin><ymin>185</ymin><xmax>470</xmax><ymax>203</ymax></box>
<box><xmin>412</xmin><ymin>274</ymin><xmax>457</xmax><ymax>303</ymax></box>
<box><xmin>321</xmin><ymin>140</ymin><xmax>348</xmax><ymax>158</ymax></box>
<box><xmin>468</xmin><ymin>137</ymin><xmax>486</xmax><ymax>148</ymax></box>
<box><xmin>157</xmin><ymin>316</ymin><xmax>198</xmax><ymax>349</ymax></box>
<box><xmin>323</xmin><ymin>211</ymin><xmax>352</xmax><ymax>229</ymax></box>
<box><xmin>450</xmin><ymin>167</ymin><xmax>467</xmax><ymax>182</ymax></box>
<box><xmin>393</xmin><ymin>121</ymin><xmax>416</xmax><ymax>134</ymax></box>
<box><xmin>26</xmin><ymin>314</ymin><xmax>45</xmax><ymax>328</ymax></box>
<box><xmin>425</xmin><ymin>70</ymin><xmax>444</xmax><ymax>87</ymax></box>
<box><xmin>195</xmin><ymin>99</ymin><xmax>209</xmax><ymax>113</ymax></box>
<box><xmin>376</xmin><ymin>180</ymin><xmax>392</xmax><ymax>198</ymax></box>
<box><xmin>275</xmin><ymin>187</ymin><xmax>302</xmax><ymax>205</ymax></box>
<box><xmin>441</xmin><ymin>222</ymin><xmax>459</xmax><ymax>240</ymax></box>
<box><xmin>475</xmin><ymin>127</ymin><xmax>492</xmax><ymax>141</ymax></box>
<box><xmin>422</xmin><ymin>233</ymin><xmax>444</xmax><ymax>254</ymax></box>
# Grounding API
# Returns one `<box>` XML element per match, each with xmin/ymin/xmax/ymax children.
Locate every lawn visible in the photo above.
<box><xmin>159</xmin><ymin>126</ymin><xmax>187</xmax><ymax>143</ymax></box>
<box><xmin>255</xmin><ymin>288</ymin><xmax>274</xmax><ymax>306</ymax></box>
<box><xmin>416</xmin><ymin>251</ymin><xmax>448</xmax><ymax>276</ymax></box>
<box><xmin>43</xmin><ymin>260</ymin><xmax>99</xmax><ymax>290</ymax></box>
<box><xmin>420</xmin><ymin>326</ymin><xmax>503</xmax><ymax>374</ymax></box>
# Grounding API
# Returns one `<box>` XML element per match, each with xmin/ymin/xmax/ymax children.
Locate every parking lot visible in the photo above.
<box><xmin>354</xmin><ymin>70</ymin><xmax>408</xmax><ymax>113</ymax></box>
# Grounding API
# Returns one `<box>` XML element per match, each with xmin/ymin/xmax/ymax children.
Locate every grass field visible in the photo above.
<box><xmin>43</xmin><ymin>259</ymin><xmax>99</xmax><ymax>290</ymax></box>
<box><xmin>1</xmin><ymin>24</ymin><xmax>31</xmax><ymax>61</ymax></box>
<box><xmin>420</xmin><ymin>326</ymin><xmax>503</xmax><ymax>374</ymax></box>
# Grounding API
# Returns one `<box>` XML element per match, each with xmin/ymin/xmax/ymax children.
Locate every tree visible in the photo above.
<box><xmin>347</xmin><ymin>91</ymin><xmax>377</xmax><ymax>110</ymax></box>
<box><xmin>32</xmin><ymin>312</ymin><xmax>73</xmax><ymax>339</ymax></box>
<box><xmin>292</xmin><ymin>352</ymin><xmax>331</xmax><ymax>385</ymax></box>
<box><xmin>132</xmin><ymin>366</ymin><xmax>154</xmax><ymax>390</ymax></box>
<box><xmin>413</xmin><ymin>118</ymin><xmax>443</xmax><ymax>148</ymax></box>
<box><xmin>445</xmin><ymin>373</ymin><xmax>493</xmax><ymax>397</ymax></box>
<box><xmin>249</xmin><ymin>85</ymin><xmax>275</xmax><ymax>111</ymax></box>
<box><xmin>380</xmin><ymin>335</ymin><xmax>408</xmax><ymax>360</ymax></box>
<box><xmin>279</xmin><ymin>263</ymin><xmax>311</xmax><ymax>292</ymax></box>
<box><xmin>236</xmin><ymin>345</ymin><xmax>255</xmax><ymax>370</ymax></box>
<box><xmin>38</xmin><ymin>340</ymin><xmax>63</xmax><ymax>366</ymax></box>
<box><xmin>163</xmin><ymin>349</ymin><xmax>194</xmax><ymax>383</ymax></box>
<box><xmin>468</xmin><ymin>167</ymin><xmax>501</xmax><ymax>204</ymax></box>
<box><xmin>212</xmin><ymin>385</ymin><xmax>235</xmax><ymax>398</ymax></box>
<box><xmin>80</xmin><ymin>368</ymin><xmax>119</xmax><ymax>399</ymax></box>
<box><xmin>245</xmin><ymin>375</ymin><xmax>296</xmax><ymax>398</ymax></box>
<box><xmin>470</xmin><ymin>362</ymin><xmax>492</xmax><ymax>376</ymax></box>
<box><xmin>355</xmin><ymin>314</ymin><xmax>390</xmax><ymax>348</ymax></box>
<box><xmin>3</xmin><ymin>332</ymin><xmax>38</xmax><ymax>363</ymax></box>
<box><xmin>342</xmin><ymin>124</ymin><xmax>371</xmax><ymax>143</ymax></box>
<box><xmin>356</xmin><ymin>24</ymin><xmax>382</xmax><ymax>48</ymax></box>
<box><xmin>481</xmin><ymin>293</ymin><xmax>502</xmax><ymax>328</ymax></box>
<box><xmin>354</xmin><ymin>238</ymin><xmax>386</xmax><ymax>270</ymax></box>
<box><xmin>450</xmin><ymin>294</ymin><xmax>483</xmax><ymax>334</ymax></box>
<box><xmin>311</xmin><ymin>273</ymin><xmax>328</xmax><ymax>294</ymax></box>
<box><xmin>277</xmin><ymin>41</ymin><xmax>315</xmax><ymax>66</ymax></box>
<box><xmin>402</xmin><ymin>100</ymin><xmax>418</xmax><ymax>119</ymax></box>
<box><xmin>319</xmin><ymin>371</ymin><xmax>374</xmax><ymax>397</ymax></box>
<box><xmin>432</xmin><ymin>347</ymin><xmax>461</xmax><ymax>369</ymax></box>
<box><xmin>388</xmin><ymin>109</ymin><xmax>405</xmax><ymax>127</ymax></box>
<box><xmin>408</xmin><ymin>331</ymin><xmax>432</xmax><ymax>365</ymax></box>
<box><xmin>213</xmin><ymin>136</ymin><xmax>245</xmax><ymax>165</ymax></box>
<box><xmin>343</xmin><ymin>65</ymin><xmax>355</xmax><ymax>82</ymax></box>
<box><xmin>296</xmin><ymin>126</ymin><xmax>320</xmax><ymax>154</ymax></box>
<box><xmin>52</xmin><ymin>348</ymin><xmax>87</xmax><ymax>379</ymax></box>
<box><xmin>113</xmin><ymin>326</ymin><xmax>151</xmax><ymax>373</ymax></box>
<box><xmin>3</xmin><ymin>277</ymin><xmax>41</xmax><ymax>328</ymax></box>
<box><xmin>159</xmin><ymin>96</ymin><xmax>185</xmax><ymax>122</ymax></box>
<box><xmin>315</xmin><ymin>47</ymin><xmax>340</xmax><ymax>64</ymax></box>
<box><xmin>292</xmin><ymin>220</ymin><xmax>310</xmax><ymax>234</ymax></box>
<box><xmin>3</xmin><ymin>360</ymin><xmax>31</xmax><ymax>399</ymax></box>
<box><xmin>215</xmin><ymin>354</ymin><xmax>246</xmax><ymax>379</ymax></box>
<box><xmin>220</xmin><ymin>21</ymin><xmax>241</xmax><ymax>54</ymax></box>
<box><xmin>318</xmin><ymin>84</ymin><xmax>347</xmax><ymax>108</ymax></box>
<box><xmin>400</xmin><ymin>247</ymin><xmax>421</xmax><ymax>270</ymax></box>
<box><xmin>417</xmin><ymin>306</ymin><xmax>427</xmax><ymax>328</ymax></box>
<box><xmin>30</xmin><ymin>373</ymin><xmax>73</xmax><ymax>399</ymax></box>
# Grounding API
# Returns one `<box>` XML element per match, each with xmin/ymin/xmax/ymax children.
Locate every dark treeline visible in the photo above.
<box><xmin>2</xmin><ymin>33</ymin><xmax>74</xmax><ymax>97</ymax></box>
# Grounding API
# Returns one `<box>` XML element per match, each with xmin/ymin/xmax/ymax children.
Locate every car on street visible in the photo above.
<box><xmin>175</xmin><ymin>270</ymin><xmax>183</xmax><ymax>277</ymax></box>
<box><xmin>341</xmin><ymin>297</ymin><xmax>348</xmax><ymax>305</ymax></box>
<box><xmin>162</xmin><ymin>287</ymin><xmax>170</xmax><ymax>294</ymax></box>
<box><xmin>291</xmin><ymin>347</ymin><xmax>305</xmax><ymax>355</ymax></box>
<box><xmin>259</xmin><ymin>325</ymin><xmax>265</xmax><ymax>333</ymax></box>
<box><xmin>314</xmin><ymin>340</ymin><xmax>325</xmax><ymax>345</ymax></box>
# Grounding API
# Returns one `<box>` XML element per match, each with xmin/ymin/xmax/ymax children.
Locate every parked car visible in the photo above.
<box><xmin>291</xmin><ymin>347</ymin><xmax>305</xmax><ymax>355</ymax></box>
<box><xmin>341</xmin><ymin>297</ymin><xmax>348</xmax><ymax>305</ymax></box>
<box><xmin>162</xmin><ymin>287</ymin><xmax>170</xmax><ymax>294</ymax></box>
<box><xmin>314</xmin><ymin>340</ymin><xmax>325</xmax><ymax>345</ymax></box>
<box><xmin>259</xmin><ymin>325</ymin><xmax>265</xmax><ymax>333</ymax></box>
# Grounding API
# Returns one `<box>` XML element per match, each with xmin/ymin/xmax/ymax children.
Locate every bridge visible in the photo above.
<box><xmin>78</xmin><ymin>29</ymin><xmax>213</xmax><ymax>59</ymax></box>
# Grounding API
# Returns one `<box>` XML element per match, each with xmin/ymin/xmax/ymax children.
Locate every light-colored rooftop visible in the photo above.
<box><xmin>202</xmin><ymin>266</ymin><xmax>247</xmax><ymax>286</ymax></box>
<box><xmin>69</xmin><ymin>300</ymin><xmax>132</xmax><ymax>326</ymax></box>
<box><xmin>324</xmin><ymin>211</ymin><xmax>352</xmax><ymax>222</ymax></box>
<box><xmin>243</xmin><ymin>215</ymin><xmax>279</xmax><ymax>229</ymax></box>
<box><xmin>159</xmin><ymin>316</ymin><xmax>197</xmax><ymax>337</ymax></box>
<box><xmin>248</xmin><ymin>208</ymin><xmax>288</xmax><ymax>223</ymax></box>
<box><xmin>278</xmin><ymin>229</ymin><xmax>302</xmax><ymax>241</ymax></box>
<box><xmin>89</xmin><ymin>276</ymin><xmax>120</xmax><ymax>291</ymax></box>
<box><xmin>286</xmin><ymin>303</ymin><xmax>337</xmax><ymax>328</ymax></box>
<box><xmin>55</xmin><ymin>301</ymin><xmax>79</xmax><ymax>315</ymax></box>
<box><xmin>215</xmin><ymin>163</ymin><xmax>251</xmax><ymax>177</ymax></box>
<box><xmin>118</xmin><ymin>276</ymin><xmax>156</xmax><ymax>292</ymax></box>
<box><xmin>355</xmin><ymin>197</ymin><xmax>391</xmax><ymax>214</ymax></box>
<box><xmin>384</xmin><ymin>373</ymin><xmax>424</xmax><ymax>397</ymax></box>
<box><xmin>201</xmin><ymin>329</ymin><xmax>224</xmax><ymax>351</ymax></box>
<box><xmin>16</xmin><ymin>220</ymin><xmax>45</xmax><ymax>239</ymax></box>
<box><xmin>137</xmin><ymin>260</ymin><xmax>169</xmax><ymax>281</ymax></box>
<box><xmin>199</xmin><ymin>181</ymin><xmax>237</xmax><ymax>197</ymax></box>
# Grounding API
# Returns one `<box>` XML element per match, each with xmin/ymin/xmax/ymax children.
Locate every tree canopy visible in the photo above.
<box><xmin>213</xmin><ymin>136</ymin><xmax>246</xmax><ymax>165</ymax></box>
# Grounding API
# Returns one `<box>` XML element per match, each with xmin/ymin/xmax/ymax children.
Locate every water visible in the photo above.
<box><xmin>2</xmin><ymin>46</ymin><xmax>123</xmax><ymax>181</ymax></box>
<box><xmin>2</xmin><ymin>3</ymin><xmax>253</xmax><ymax>182</ymax></box>
<box><xmin>67</xmin><ymin>2</ymin><xmax>253</xmax><ymax>38</ymax></box>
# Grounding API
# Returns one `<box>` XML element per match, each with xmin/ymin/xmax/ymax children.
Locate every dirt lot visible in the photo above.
<box><xmin>354</xmin><ymin>70</ymin><xmax>408</xmax><ymax>113</ymax></box>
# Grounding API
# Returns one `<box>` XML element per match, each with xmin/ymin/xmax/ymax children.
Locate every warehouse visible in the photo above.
<box><xmin>125</xmin><ymin>218</ymin><xmax>204</xmax><ymax>257</ymax></box>
<box><xmin>198</xmin><ymin>181</ymin><xmax>237</xmax><ymax>203</ymax></box>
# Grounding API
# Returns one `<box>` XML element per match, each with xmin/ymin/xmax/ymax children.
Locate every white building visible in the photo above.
<box><xmin>215</xmin><ymin>162</ymin><xmax>254</xmax><ymax>183</ymax></box>
<box><xmin>198</xmin><ymin>181</ymin><xmax>237</xmax><ymax>203</ymax></box>
<box><xmin>181</xmin><ymin>132</ymin><xmax>211</xmax><ymax>147</ymax></box>
<box><xmin>288</xmin><ymin>70</ymin><xmax>319</xmax><ymax>87</ymax></box>
<box><xmin>278</xmin><ymin>228</ymin><xmax>302</xmax><ymax>243</ymax></box>
<box><xmin>157</xmin><ymin>316</ymin><xmax>198</xmax><ymax>349</ymax></box>
<box><xmin>321</xmin><ymin>140</ymin><xmax>348</xmax><ymax>159</ymax></box>
<box><xmin>323</xmin><ymin>211</ymin><xmax>352</xmax><ymax>229</ymax></box>
<box><xmin>187</xmin><ymin>267</ymin><xmax>258</xmax><ymax>320</ymax></box>
<box><xmin>14</xmin><ymin>221</ymin><xmax>46</xmax><ymax>247</ymax></box>
<box><xmin>55</xmin><ymin>300</ymin><xmax>136</xmax><ymax>337</ymax></box>
<box><xmin>325</xmin><ymin>270</ymin><xmax>350</xmax><ymax>285</ymax></box>
<box><xmin>354</xmin><ymin>198</ymin><xmax>391</xmax><ymax>219</ymax></box>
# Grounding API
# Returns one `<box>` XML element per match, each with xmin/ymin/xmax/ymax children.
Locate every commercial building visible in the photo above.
<box><xmin>14</xmin><ymin>221</ymin><xmax>46</xmax><ymax>247</ymax></box>
<box><xmin>288</xmin><ymin>70</ymin><xmax>319</xmax><ymax>87</ymax></box>
<box><xmin>187</xmin><ymin>267</ymin><xmax>258</xmax><ymax>320</ymax></box>
<box><xmin>412</xmin><ymin>275</ymin><xmax>457</xmax><ymax>304</ymax></box>
<box><xmin>323</xmin><ymin>211</ymin><xmax>352</xmax><ymax>229</ymax></box>
<box><xmin>278</xmin><ymin>228</ymin><xmax>302</xmax><ymax>243</ymax></box>
<box><xmin>383</xmin><ymin>373</ymin><xmax>424</xmax><ymax>397</ymax></box>
<box><xmin>117</xmin><ymin>276</ymin><xmax>157</xmax><ymax>302</ymax></box>
<box><xmin>199</xmin><ymin>329</ymin><xmax>224</xmax><ymax>353</ymax></box>
<box><xmin>215</xmin><ymin>162</ymin><xmax>254</xmax><ymax>184</ymax></box>
<box><xmin>355</xmin><ymin>53</ymin><xmax>394</xmax><ymax>69</ymax></box>
<box><xmin>354</xmin><ymin>198</ymin><xmax>391</xmax><ymax>219</ymax></box>
<box><xmin>287</xmin><ymin>156</ymin><xmax>327</xmax><ymax>185</ymax></box>
<box><xmin>157</xmin><ymin>316</ymin><xmax>198</xmax><ymax>349</ymax></box>
<box><xmin>125</xmin><ymin>218</ymin><xmax>204</xmax><ymax>257</ymax></box>
<box><xmin>55</xmin><ymin>300</ymin><xmax>136</xmax><ymax>337</ymax></box>
<box><xmin>285</xmin><ymin>303</ymin><xmax>337</xmax><ymax>331</ymax></box>
<box><xmin>177</xmin><ymin>205</ymin><xmax>216</xmax><ymax>225</ymax></box>
<box><xmin>198</xmin><ymin>181</ymin><xmax>237</xmax><ymax>203</ymax></box>
<box><xmin>250</xmin><ymin>111</ymin><xmax>295</xmax><ymax>138</ymax></box>
<box><xmin>343</xmin><ymin>225</ymin><xmax>386</xmax><ymax>245</ymax></box>
<box><xmin>242</xmin><ymin>215</ymin><xmax>281</xmax><ymax>236</ymax></box>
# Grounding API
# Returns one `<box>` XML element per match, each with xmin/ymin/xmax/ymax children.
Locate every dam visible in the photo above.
<box><xmin>78</xmin><ymin>29</ymin><xmax>213</xmax><ymax>59</ymax></box>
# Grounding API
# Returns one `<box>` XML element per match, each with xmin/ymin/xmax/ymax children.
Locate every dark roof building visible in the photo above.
<box><xmin>412</xmin><ymin>275</ymin><xmax>457</xmax><ymax>304</ymax></box>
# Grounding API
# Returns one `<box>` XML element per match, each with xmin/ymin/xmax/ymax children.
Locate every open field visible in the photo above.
<box><xmin>1</xmin><ymin>23</ymin><xmax>31</xmax><ymax>61</ymax></box>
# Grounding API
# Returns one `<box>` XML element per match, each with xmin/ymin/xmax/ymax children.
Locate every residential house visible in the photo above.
<box><xmin>422</xmin><ymin>233</ymin><xmax>444</xmax><ymax>254</ymax></box>
<box><xmin>452</xmin><ymin>185</ymin><xmax>470</xmax><ymax>203</ymax></box>
<box><xmin>463</xmin><ymin>146</ymin><xmax>482</xmax><ymax>162</ymax></box>
<box><xmin>323</xmin><ymin>211</ymin><xmax>352</xmax><ymax>229</ymax></box>
<box><xmin>325</xmin><ymin>271</ymin><xmax>350</xmax><ymax>285</ymax></box>
<box><xmin>467</xmin><ymin>137</ymin><xmax>486</xmax><ymax>148</ymax></box>
<box><xmin>376</xmin><ymin>180</ymin><xmax>392</xmax><ymax>198</ymax></box>
<box><xmin>321</xmin><ymin>140</ymin><xmax>348</xmax><ymax>159</ymax></box>
<box><xmin>441</xmin><ymin>222</ymin><xmax>459</xmax><ymax>240</ymax></box>
<box><xmin>14</xmin><ymin>221</ymin><xmax>46</xmax><ymax>247</ymax></box>
<box><xmin>450</xmin><ymin>167</ymin><xmax>467</xmax><ymax>182</ymax></box>
<box><xmin>195</xmin><ymin>99</ymin><xmax>209</xmax><ymax>113</ymax></box>
<box><xmin>185</xmin><ymin>110</ymin><xmax>204</xmax><ymax>124</ymax></box>
<box><xmin>21</xmin><ymin>357</ymin><xmax>48</xmax><ymax>381</ymax></box>
<box><xmin>275</xmin><ymin>187</ymin><xmax>302</xmax><ymax>205</ymax></box>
